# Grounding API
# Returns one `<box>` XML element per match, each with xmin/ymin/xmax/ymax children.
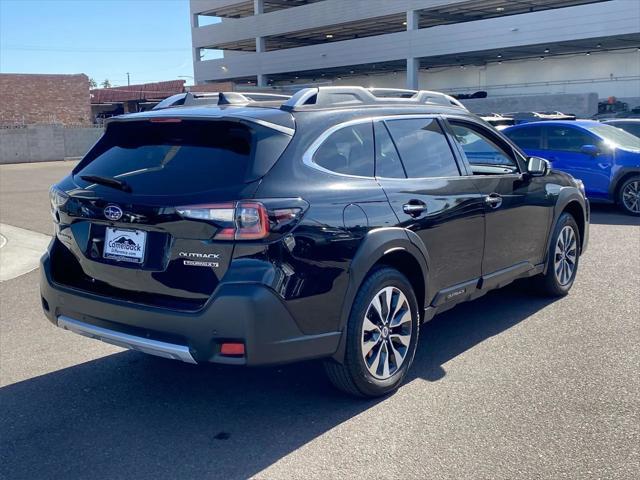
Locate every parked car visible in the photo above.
<box><xmin>505</xmin><ymin>111</ymin><xmax>577</xmax><ymax>124</ymax></box>
<box><xmin>504</xmin><ymin>120</ymin><xmax>640</xmax><ymax>215</ymax></box>
<box><xmin>593</xmin><ymin>99</ymin><xmax>640</xmax><ymax>120</ymax></box>
<box><xmin>41</xmin><ymin>87</ymin><xmax>589</xmax><ymax>397</ymax></box>
<box><xmin>479</xmin><ymin>113</ymin><xmax>515</xmax><ymax>129</ymax></box>
<box><xmin>602</xmin><ymin>119</ymin><xmax>640</xmax><ymax>138</ymax></box>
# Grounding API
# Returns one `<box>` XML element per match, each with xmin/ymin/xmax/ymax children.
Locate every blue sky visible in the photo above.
<box><xmin>0</xmin><ymin>0</ymin><xmax>211</xmax><ymax>86</ymax></box>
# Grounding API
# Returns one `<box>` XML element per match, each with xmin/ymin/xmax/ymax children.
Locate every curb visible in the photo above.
<box><xmin>0</xmin><ymin>224</ymin><xmax>51</xmax><ymax>282</ymax></box>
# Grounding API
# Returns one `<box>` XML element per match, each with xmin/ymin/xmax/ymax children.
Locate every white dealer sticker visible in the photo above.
<box><xmin>103</xmin><ymin>227</ymin><xmax>147</xmax><ymax>263</ymax></box>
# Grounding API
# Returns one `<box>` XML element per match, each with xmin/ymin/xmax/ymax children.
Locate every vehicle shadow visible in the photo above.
<box><xmin>589</xmin><ymin>203</ymin><xmax>640</xmax><ymax>226</ymax></box>
<box><xmin>0</xmin><ymin>282</ymin><xmax>557</xmax><ymax>480</ymax></box>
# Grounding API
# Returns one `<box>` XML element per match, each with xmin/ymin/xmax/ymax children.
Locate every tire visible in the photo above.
<box><xmin>617</xmin><ymin>176</ymin><xmax>640</xmax><ymax>216</ymax></box>
<box><xmin>324</xmin><ymin>267</ymin><xmax>420</xmax><ymax>398</ymax></box>
<box><xmin>534</xmin><ymin>212</ymin><xmax>581</xmax><ymax>297</ymax></box>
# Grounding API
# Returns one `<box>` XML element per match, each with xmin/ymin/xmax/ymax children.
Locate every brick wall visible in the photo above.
<box><xmin>0</xmin><ymin>73</ymin><xmax>91</xmax><ymax>126</ymax></box>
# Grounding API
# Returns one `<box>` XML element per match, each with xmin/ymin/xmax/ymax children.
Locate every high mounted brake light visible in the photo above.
<box><xmin>149</xmin><ymin>118</ymin><xmax>182</xmax><ymax>123</ymax></box>
<box><xmin>176</xmin><ymin>201</ymin><xmax>302</xmax><ymax>241</ymax></box>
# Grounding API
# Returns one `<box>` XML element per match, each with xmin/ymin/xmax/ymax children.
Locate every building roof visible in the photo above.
<box><xmin>90</xmin><ymin>80</ymin><xmax>185</xmax><ymax>104</ymax></box>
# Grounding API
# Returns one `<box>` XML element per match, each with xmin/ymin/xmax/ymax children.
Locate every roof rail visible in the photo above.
<box><xmin>152</xmin><ymin>91</ymin><xmax>291</xmax><ymax>110</ymax></box>
<box><xmin>280</xmin><ymin>86</ymin><xmax>467</xmax><ymax>112</ymax></box>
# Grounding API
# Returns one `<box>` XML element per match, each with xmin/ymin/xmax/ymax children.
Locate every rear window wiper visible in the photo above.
<box><xmin>80</xmin><ymin>174</ymin><xmax>132</xmax><ymax>193</ymax></box>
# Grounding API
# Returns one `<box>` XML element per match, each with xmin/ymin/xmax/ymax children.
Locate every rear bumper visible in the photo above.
<box><xmin>40</xmin><ymin>252</ymin><xmax>340</xmax><ymax>366</ymax></box>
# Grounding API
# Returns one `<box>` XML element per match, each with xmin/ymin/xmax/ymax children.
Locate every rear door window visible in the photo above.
<box><xmin>313</xmin><ymin>122</ymin><xmax>374</xmax><ymax>176</ymax></box>
<box><xmin>545</xmin><ymin>126</ymin><xmax>596</xmax><ymax>152</ymax></box>
<box><xmin>504</xmin><ymin>126</ymin><xmax>543</xmax><ymax>149</ymax></box>
<box><xmin>384</xmin><ymin>118</ymin><xmax>460</xmax><ymax>178</ymax></box>
<box><xmin>74</xmin><ymin>120</ymin><xmax>290</xmax><ymax>195</ymax></box>
<box><xmin>374</xmin><ymin>121</ymin><xmax>405</xmax><ymax>178</ymax></box>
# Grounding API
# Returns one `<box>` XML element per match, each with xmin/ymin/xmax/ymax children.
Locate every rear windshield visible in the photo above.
<box><xmin>74</xmin><ymin>119</ymin><xmax>291</xmax><ymax>195</ymax></box>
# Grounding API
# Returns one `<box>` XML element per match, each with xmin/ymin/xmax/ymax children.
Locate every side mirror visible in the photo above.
<box><xmin>527</xmin><ymin>156</ymin><xmax>550</xmax><ymax>177</ymax></box>
<box><xmin>580</xmin><ymin>144</ymin><xmax>600</xmax><ymax>156</ymax></box>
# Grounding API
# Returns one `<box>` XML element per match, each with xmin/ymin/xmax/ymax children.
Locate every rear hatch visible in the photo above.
<box><xmin>50</xmin><ymin>117</ymin><xmax>292</xmax><ymax>310</ymax></box>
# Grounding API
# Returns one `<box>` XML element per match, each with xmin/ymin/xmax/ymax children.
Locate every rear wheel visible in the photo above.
<box><xmin>535</xmin><ymin>213</ymin><xmax>580</xmax><ymax>296</ymax></box>
<box><xmin>618</xmin><ymin>176</ymin><xmax>640</xmax><ymax>216</ymax></box>
<box><xmin>324</xmin><ymin>267</ymin><xmax>419</xmax><ymax>397</ymax></box>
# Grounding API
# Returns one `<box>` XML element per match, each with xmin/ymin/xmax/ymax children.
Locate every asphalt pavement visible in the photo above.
<box><xmin>0</xmin><ymin>161</ymin><xmax>638</xmax><ymax>479</ymax></box>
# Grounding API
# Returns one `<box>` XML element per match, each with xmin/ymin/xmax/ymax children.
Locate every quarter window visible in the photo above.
<box><xmin>450</xmin><ymin>123</ymin><xmax>516</xmax><ymax>168</ymax></box>
<box><xmin>313</xmin><ymin>122</ymin><xmax>374</xmax><ymax>177</ymax></box>
<box><xmin>384</xmin><ymin>118</ymin><xmax>459</xmax><ymax>178</ymax></box>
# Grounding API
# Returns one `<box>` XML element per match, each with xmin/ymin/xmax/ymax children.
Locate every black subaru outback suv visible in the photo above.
<box><xmin>41</xmin><ymin>87</ymin><xmax>589</xmax><ymax>397</ymax></box>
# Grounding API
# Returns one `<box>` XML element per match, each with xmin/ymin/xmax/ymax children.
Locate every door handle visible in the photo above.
<box><xmin>484</xmin><ymin>193</ymin><xmax>503</xmax><ymax>209</ymax></box>
<box><xmin>403</xmin><ymin>200</ymin><xmax>427</xmax><ymax>217</ymax></box>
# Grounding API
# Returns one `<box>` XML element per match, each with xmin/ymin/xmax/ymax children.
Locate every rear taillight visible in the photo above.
<box><xmin>176</xmin><ymin>201</ymin><xmax>304</xmax><ymax>241</ymax></box>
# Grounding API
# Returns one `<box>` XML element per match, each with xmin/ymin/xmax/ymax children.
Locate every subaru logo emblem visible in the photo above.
<box><xmin>104</xmin><ymin>204</ymin><xmax>123</xmax><ymax>221</ymax></box>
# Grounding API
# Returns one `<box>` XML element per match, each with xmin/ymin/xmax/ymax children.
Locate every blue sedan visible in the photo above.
<box><xmin>504</xmin><ymin>120</ymin><xmax>640</xmax><ymax>215</ymax></box>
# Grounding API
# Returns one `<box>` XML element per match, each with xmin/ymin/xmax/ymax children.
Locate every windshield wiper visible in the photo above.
<box><xmin>80</xmin><ymin>175</ymin><xmax>132</xmax><ymax>193</ymax></box>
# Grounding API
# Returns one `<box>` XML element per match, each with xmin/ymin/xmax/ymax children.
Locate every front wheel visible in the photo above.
<box><xmin>324</xmin><ymin>267</ymin><xmax>419</xmax><ymax>397</ymax></box>
<box><xmin>618</xmin><ymin>176</ymin><xmax>640</xmax><ymax>216</ymax></box>
<box><xmin>534</xmin><ymin>212</ymin><xmax>580</xmax><ymax>296</ymax></box>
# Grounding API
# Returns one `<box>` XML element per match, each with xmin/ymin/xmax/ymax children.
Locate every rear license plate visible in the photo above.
<box><xmin>103</xmin><ymin>227</ymin><xmax>147</xmax><ymax>263</ymax></box>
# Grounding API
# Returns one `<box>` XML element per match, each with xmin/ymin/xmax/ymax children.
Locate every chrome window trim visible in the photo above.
<box><xmin>303</xmin><ymin>114</ymin><xmax>464</xmax><ymax>181</ymax></box>
<box><xmin>302</xmin><ymin>117</ymin><xmax>376</xmax><ymax>180</ymax></box>
<box><xmin>249</xmin><ymin>118</ymin><xmax>295</xmax><ymax>136</ymax></box>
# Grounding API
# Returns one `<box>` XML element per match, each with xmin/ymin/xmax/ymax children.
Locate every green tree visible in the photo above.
<box><xmin>89</xmin><ymin>77</ymin><xmax>97</xmax><ymax>88</ymax></box>
<box><xmin>101</xmin><ymin>79</ymin><xmax>112</xmax><ymax>88</ymax></box>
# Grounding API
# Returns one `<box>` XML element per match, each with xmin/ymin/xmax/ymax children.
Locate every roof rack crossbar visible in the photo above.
<box><xmin>280</xmin><ymin>86</ymin><xmax>467</xmax><ymax>112</ymax></box>
<box><xmin>217</xmin><ymin>92</ymin><xmax>252</xmax><ymax>105</ymax></box>
<box><xmin>152</xmin><ymin>91</ymin><xmax>292</xmax><ymax>110</ymax></box>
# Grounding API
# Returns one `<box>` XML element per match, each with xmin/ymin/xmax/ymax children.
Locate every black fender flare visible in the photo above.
<box><xmin>330</xmin><ymin>227</ymin><xmax>430</xmax><ymax>362</ymax></box>
<box><xmin>609</xmin><ymin>167</ymin><xmax>640</xmax><ymax>201</ymax></box>
<box><xmin>544</xmin><ymin>187</ymin><xmax>588</xmax><ymax>268</ymax></box>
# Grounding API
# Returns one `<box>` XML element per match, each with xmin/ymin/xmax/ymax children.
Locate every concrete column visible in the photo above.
<box><xmin>406</xmin><ymin>9</ymin><xmax>419</xmax><ymax>30</ymax></box>
<box><xmin>254</xmin><ymin>0</ymin><xmax>265</xmax><ymax>53</ymax></box>
<box><xmin>190</xmin><ymin>13</ymin><xmax>201</xmax><ymax>82</ymax></box>
<box><xmin>406</xmin><ymin>58</ymin><xmax>419</xmax><ymax>90</ymax></box>
<box><xmin>406</xmin><ymin>10</ymin><xmax>419</xmax><ymax>90</ymax></box>
<box><xmin>254</xmin><ymin>0</ymin><xmax>265</xmax><ymax>86</ymax></box>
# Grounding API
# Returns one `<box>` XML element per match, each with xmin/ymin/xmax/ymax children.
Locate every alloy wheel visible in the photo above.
<box><xmin>554</xmin><ymin>225</ymin><xmax>577</xmax><ymax>286</ymax></box>
<box><xmin>622</xmin><ymin>180</ymin><xmax>640</xmax><ymax>214</ymax></box>
<box><xmin>361</xmin><ymin>286</ymin><xmax>413</xmax><ymax>380</ymax></box>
